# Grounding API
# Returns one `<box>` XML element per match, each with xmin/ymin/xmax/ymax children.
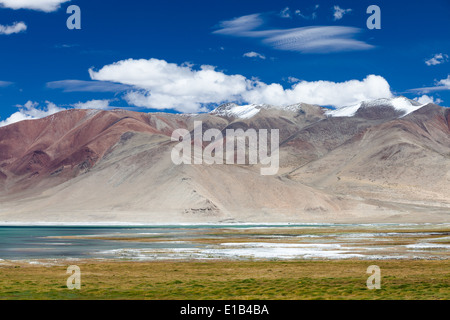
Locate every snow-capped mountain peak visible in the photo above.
<box><xmin>325</xmin><ymin>97</ymin><xmax>427</xmax><ymax>118</ymax></box>
<box><xmin>210</xmin><ymin>103</ymin><xmax>262</xmax><ymax>119</ymax></box>
<box><xmin>211</xmin><ymin>97</ymin><xmax>430</xmax><ymax>120</ymax></box>
<box><xmin>210</xmin><ymin>102</ymin><xmax>311</xmax><ymax>119</ymax></box>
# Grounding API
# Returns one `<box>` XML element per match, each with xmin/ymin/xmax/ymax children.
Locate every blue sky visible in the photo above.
<box><xmin>0</xmin><ymin>0</ymin><xmax>449</xmax><ymax>125</ymax></box>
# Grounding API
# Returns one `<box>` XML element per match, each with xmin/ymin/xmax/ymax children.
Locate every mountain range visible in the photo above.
<box><xmin>0</xmin><ymin>97</ymin><xmax>449</xmax><ymax>224</ymax></box>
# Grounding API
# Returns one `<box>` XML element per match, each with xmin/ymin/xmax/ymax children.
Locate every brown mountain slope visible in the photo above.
<box><xmin>0</xmin><ymin>109</ymin><xmax>194</xmax><ymax>196</ymax></box>
<box><xmin>289</xmin><ymin>104</ymin><xmax>450</xmax><ymax>205</ymax></box>
<box><xmin>0</xmin><ymin>103</ymin><xmax>449</xmax><ymax>223</ymax></box>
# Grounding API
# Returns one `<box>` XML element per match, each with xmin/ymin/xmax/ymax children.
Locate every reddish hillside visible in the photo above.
<box><xmin>0</xmin><ymin>109</ymin><xmax>176</xmax><ymax>194</ymax></box>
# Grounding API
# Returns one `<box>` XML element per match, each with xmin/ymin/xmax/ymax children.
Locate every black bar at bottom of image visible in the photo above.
<box><xmin>0</xmin><ymin>300</ymin><xmax>447</xmax><ymax>318</ymax></box>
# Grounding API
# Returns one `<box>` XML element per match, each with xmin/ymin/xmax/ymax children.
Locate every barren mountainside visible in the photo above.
<box><xmin>0</xmin><ymin>99</ymin><xmax>449</xmax><ymax>224</ymax></box>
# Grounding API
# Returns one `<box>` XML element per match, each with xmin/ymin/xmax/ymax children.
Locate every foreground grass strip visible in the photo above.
<box><xmin>0</xmin><ymin>260</ymin><xmax>448</xmax><ymax>300</ymax></box>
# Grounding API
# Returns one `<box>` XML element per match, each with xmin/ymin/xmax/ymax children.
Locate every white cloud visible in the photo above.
<box><xmin>295</xmin><ymin>10</ymin><xmax>312</xmax><ymax>20</ymax></box>
<box><xmin>333</xmin><ymin>6</ymin><xmax>352</xmax><ymax>21</ymax></box>
<box><xmin>89</xmin><ymin>58</ymin><xmax>393</xmax><ymax>113</ymax></box>
<box><xmin>295</xmin><ymin>5</ymin><xmax>319</xmax><ymax>20</ymax></box>
<box><xmin>241</xmin><ymin>74</ymin><xmax>392</xmax><ymax>107</ymax></box>
<box><xmin>0</xmin><ymin>101</ymin><xmax>65</xmax><ymax>127</ymax></box>
<box><xmin>438</xmin><ymin>75</ymin><xmax>450</xmax><ymax>87</ymax></box>
<box><xmin>425</xmin><ymin>53</ymin><xmax>448</xmax><ymax>66</ymax></box>
<box><xmin>47</xmin><ymin>79</ymin><xmax>131</xmax><ymax>92</ymax></box>
<box><xmin>0</xmin><ymin>0</ymin><xmax>70</xmax><ymax>12</ymax></box>
<box><xmin>0</xmin><ymin>99</ymin><xmax>119</xmax><ymax>127</ymax></box>
<box><xmin>413</xmin><ymin>95</ymin><xmax>443</xmax><ymax>105</ymax></box>
<box><xmin>0</xmin><ymin>80</ymin><xmax>13</xmax><ymax>87</ymax></box>
<box><xmin>411</xmin><ymin>75</ymin><xmax>450</xmax><ymax>93</ymax></box>
<box><xmin>279</xmin><ymin>7</ymin><xmax>291</xmax><ymax>18</ymax></box>
<box><xmin>0</xmin><ymin>22</ymin><xmax>27</xmax><ymax>35</ymax></box>
<box><xmin>214</xmin><ymin>14</ymin><xmax>264</xmax><ymax>36</ymax></box>
<box><xmin>214</xmin><ymin>13</ymin><xmax>372</xmax><ymax>53</ymax></box>
<box><xmin>286</xmin><ymin>77</ymin><xmax>300</xmax><ymax>83</ymax></box>
<box><xmin>72</xmin><ymin>99</ymin><xmax>115</xmax><ymax>110</ymax></box>
<box><xmin>54</xmin><ymin>43</ymin><xmax>79</xmax><ymax>49</ymax></box>
<box><xmin>90</xmin><ymin>59</ymin><xmax>250</xmax><ymax>113</ymax></box>
<box><xmin>262</xmin><ymin>26</ymin><xmax>371</xmax><ymax>53</ymax></box>
<box><xmin>243</xmin><ymin>51</ymin><xmax>266</xmax><ymax>59</ymax></box>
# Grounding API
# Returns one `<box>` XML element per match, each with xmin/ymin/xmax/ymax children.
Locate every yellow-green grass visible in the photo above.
<box><xmin>0</xmin><ymin>259</ymin><xmax>448</xmax><ymax>300</ymax></box>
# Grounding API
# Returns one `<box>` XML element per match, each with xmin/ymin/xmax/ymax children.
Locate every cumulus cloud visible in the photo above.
<box><xmin>0</xmin><ymin>0</ymin><xmax>70</xmax><ymax>12</ymax></box>
<box><xmin>411</xmin><ymin>75</ymin><xmax>450</xmax><ymax>93</ymax></box>
<box><xmin>333</xmin><ymin>6</ymin><xmax>352</xmax><ymax>21</ymax></box>
<box><xmin>90</xmin><ymin>59</ymin><xmax>250</xmax><ymax>113</ymax></box>
<box><xmin>413</xmin><ymin>95</ymin><xmax>443</xmax><ymax>105</ymax></box>
<box><xmin>89</xmin><ymin>58</ymin><xmax>393</xmax><ymax>113</ymax></box>
<box><xmin>0</xmin><ymin>101</ymin><xmax>65</xmax><ymax>127</ymax></box>
<box><xmin>72</xmin><ymin>99</ymin><xmax>115</xmax><ymax>110</ymax></box>
<box><xmin>214</xmin><ymin>13</ymin><xmax>372</xmax><ymax>53</ymax></box>
<box><xmin>425</xmin><ymin>53</ymin><xmax>448</xmax><ymax>66</ymax></box>
<box><xmin>0</xmin><ymin>22</ymin><xmax>27</xmax><ymax>35</ymax></box>
<box><xmin>243</xmin><ymin>51</ymin><xmax>266</xmax><ymax>59</ymax></box>
<box><xmin>241</xmin><ymin>74</ymin><xmax>392</xmax><ymax>107</ymax></box>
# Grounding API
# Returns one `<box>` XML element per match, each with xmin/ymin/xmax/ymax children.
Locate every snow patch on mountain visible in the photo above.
<box><xmin>211</xmin><ymin>102</ymin><xmax>310</xmax><ymax>119</ymax></box>
<box><xmin>210</xmin><ymin>103</ymin><xmax>260</xmax><ymax>119</ymax></box>
<box><xmin>326</xmin><ymin>97</ymin><xmax>427</xmax><ymax>118</ymax></box>
<box><xmin>210</xmin><ymin>97</ymin><xmax>429</xmax><ymax>120</ymax></box>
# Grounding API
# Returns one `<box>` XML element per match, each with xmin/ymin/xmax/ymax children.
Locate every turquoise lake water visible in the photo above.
<box><xmin>0</xmin><ymin>224</ymin><xmax>448</xmax><ymax>261</ymax></box>
<box><xmin>0</xmin><ymin>226</ymin><xmax>205</xmax><ymax>260</ymax></box>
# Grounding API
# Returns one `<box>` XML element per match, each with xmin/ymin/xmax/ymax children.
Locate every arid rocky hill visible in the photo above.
<box><xmin>0</xmin><ymin>98</ymin><xmax>449</xmax><ymax>224</ymax></box>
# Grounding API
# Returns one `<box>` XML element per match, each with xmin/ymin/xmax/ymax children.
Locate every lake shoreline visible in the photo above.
<box><xmin>1</xmin><ymin>224</ymin><xmax>449</xmax><ymax>261</ymax></box>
